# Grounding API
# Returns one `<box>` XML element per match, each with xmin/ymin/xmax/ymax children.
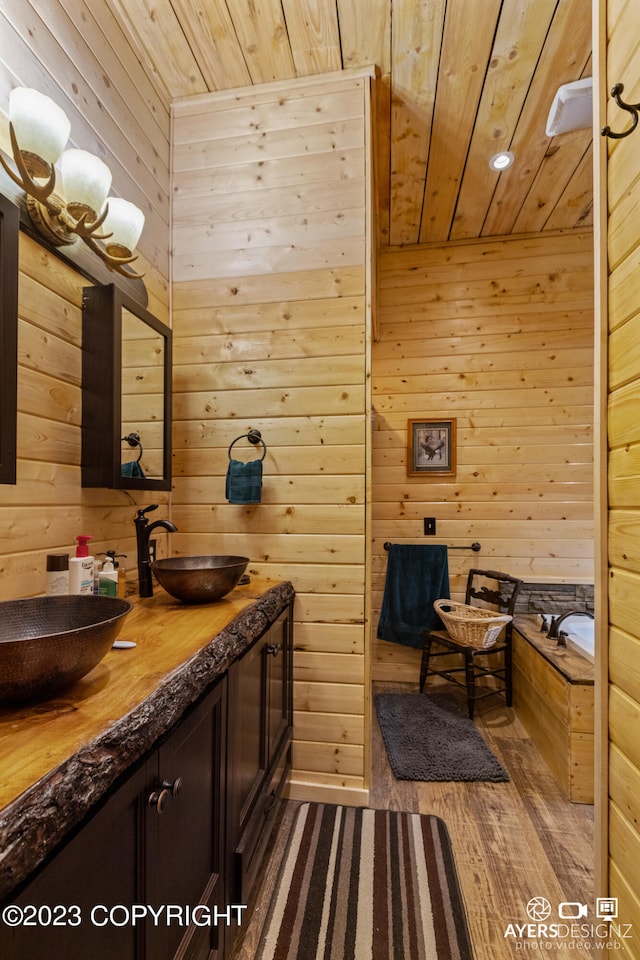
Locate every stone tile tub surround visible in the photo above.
<box><xmin>514</xmin><ymin>581</ymin><xmax>594</xmax><ymax>618</ymax></box>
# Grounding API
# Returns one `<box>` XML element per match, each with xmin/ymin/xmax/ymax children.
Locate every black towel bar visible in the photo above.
<box><xmin>383</xmin><ymin>541</ymin><xmax>481</xmax><ymax>552</ymax></box>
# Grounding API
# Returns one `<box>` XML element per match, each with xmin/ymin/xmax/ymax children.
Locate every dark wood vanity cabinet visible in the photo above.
<box><xmin>1</xmin><ymin>679</ymin><xmax>227</xmax><ymax>960</ymax></box>
<box><xmin>0</xmin><ymin>601</ymin><xmax>293</xmax><ymax>960</ymax></box>
<box><xmin>1</xmin><ymin>761</ymin><xmax>148</xmax><ymax>960</ymax></box>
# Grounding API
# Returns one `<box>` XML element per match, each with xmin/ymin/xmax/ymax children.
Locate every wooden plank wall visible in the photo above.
<box><xmin>371</xmin><ymin>232</ymin><xmax>594</xmax><ymax>681</ymax></box>
<box><xmin>0</xmin><ymin>2</ymin><xmax>171</xmax><ymax>602</ymax></box>
<box><xmin>171</xmin><ymin>71</ymin><xmax>374</xmax><ymax>804</ymax></box>
<box><xmin>604</xmin><ymin>0</ymin><xmax>640</xmax><ymax>946</ymax></box>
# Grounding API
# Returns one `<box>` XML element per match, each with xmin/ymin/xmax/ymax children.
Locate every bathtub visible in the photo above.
<box><xmin>513</xmin><ymin>615</ymin><xmax>594</xmax><ymax>803</ymax></box>
<box><xmin>540</xmin><ymin>613</ymin><xmax>594</xmax><ymax>662</ymax></box>
<box><xmin>564</xmin><ymin>620</ymin><xmax>594</xmax><ymax>662</ymax></box>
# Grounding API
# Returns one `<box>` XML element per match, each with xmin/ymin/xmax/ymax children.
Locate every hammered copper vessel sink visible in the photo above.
<box><xmin>151</xmin><ymin>556</ymin><xmax>249</xmax><ymax>604</ymax></box>
<box><xmin>0</xmin><ymin>595</ymin><xmax>132</xmax><ymax>705</ymax></box>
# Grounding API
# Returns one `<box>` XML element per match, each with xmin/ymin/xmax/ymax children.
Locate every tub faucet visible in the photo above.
<box><xmin>134</xmin><ymin>504</ymin><xmax>178</xmax><ymax>597</ymax></box>
<box><xmin>547</xmin><ymin>609</ymin><xmax>594</xmax><ymax>643</ymax></box>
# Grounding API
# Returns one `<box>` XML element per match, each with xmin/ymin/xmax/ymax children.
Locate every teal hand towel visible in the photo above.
<box><xmin>121</xmin><ymin>460</ymin><xmax>145</xmax><ymax>478</ymax></box>
<box><xmin>226</xmin><ymin>458</ymin><xmax>263</xmax><ymax>504</ymax></box>
<box><xmin>377</xmin><ymin>544</ymin><xmax>450</xmax><ymax>648</ymax></box>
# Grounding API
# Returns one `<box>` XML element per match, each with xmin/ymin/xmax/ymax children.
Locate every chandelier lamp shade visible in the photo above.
<box><xmin>0</xmin><ymin>87</ymin><xmax>145</xmax><ymax>278</ymax></box>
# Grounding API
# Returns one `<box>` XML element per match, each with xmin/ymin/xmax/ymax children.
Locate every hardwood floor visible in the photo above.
<box><xmin>231</xmin><ymin>681</ymin><xmax>594</xmax><ymax>959</ymax></box>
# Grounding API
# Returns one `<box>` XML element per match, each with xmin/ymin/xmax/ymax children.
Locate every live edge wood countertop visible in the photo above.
<box><xmin>0</xmin><ymin>578</ymin><xmax>295</xmax><ymax>901</ymax></box>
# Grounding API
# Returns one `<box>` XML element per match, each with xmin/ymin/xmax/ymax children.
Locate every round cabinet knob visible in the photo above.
<box><xmin>162</xmin><ymin>776</ymin><xmax>183</xmax><ymax>798</ymax></box>
<box><xmin>148</xmin><ymin>788</ymin><xmax>171</xmax><ymax>814</ymax></box>
<box><xmin>267</xmin><ymin>643</ymin><xmax>281</xmax><ymax>657</ymax></box>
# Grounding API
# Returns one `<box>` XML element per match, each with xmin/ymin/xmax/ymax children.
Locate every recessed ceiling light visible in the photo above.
<box><xmin>489</xmin><ymin>151</ymin><xmax>515</xmax><ymax>171</ymax></box>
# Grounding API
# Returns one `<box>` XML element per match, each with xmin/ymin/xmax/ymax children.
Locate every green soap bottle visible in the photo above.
<box><xmin>98</xmin><ymin>555</ymin><xmax>119</xmax><ymax>597</ymax></box>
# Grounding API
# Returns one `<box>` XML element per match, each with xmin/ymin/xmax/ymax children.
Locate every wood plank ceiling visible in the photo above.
<box><xmin>107</xmin><ymin>0</ymin><xmax>593</xmax><ymax>248</ymax></box>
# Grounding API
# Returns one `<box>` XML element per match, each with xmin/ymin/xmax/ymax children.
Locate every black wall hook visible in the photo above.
<box><xmin>602</xmin><ymin>83</ymin><xmax>640</xmax><ymax>139</ymax></box>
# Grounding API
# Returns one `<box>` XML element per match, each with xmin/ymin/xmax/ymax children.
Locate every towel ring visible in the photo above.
<box><xmin>228</xmin><ymin>429</ymin><xmax>267</xmax><ymax>461</ymax></box>
<box><xmin>122</xmin><ymin>432</ymin><xmax>143</xmax><ymax>463</ymax></box>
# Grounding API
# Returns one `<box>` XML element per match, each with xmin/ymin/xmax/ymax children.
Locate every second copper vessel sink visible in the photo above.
<box><xmin>151</xmin><ymin>555</ymin><xmax>249</xmax><ymax>604</ymax></box>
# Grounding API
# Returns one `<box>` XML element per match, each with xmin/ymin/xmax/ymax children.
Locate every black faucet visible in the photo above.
<box><xmin>547</xmin><ymin>609</ymin><xmax>594</xmax><ymax>643</ymax></box>
<box><xmin>134</xmin><ymin>504</ymin><xmax>178</xmax><ymax>597</ymax></box>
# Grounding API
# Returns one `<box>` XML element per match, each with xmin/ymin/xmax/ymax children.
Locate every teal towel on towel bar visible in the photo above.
<box><xmin>377</xmin><ymin>544</ymin><xmax>450</xmax><ymax>648</ymax></box>
<box><xmin>226</xmin><ymin>458</ymin><xmax>263</xmax><ymax>504</ymax></box>
<box><xmin>121</xmin><ymin>460</ymin><xmax>145</xmax><ymax>478</ymax></box>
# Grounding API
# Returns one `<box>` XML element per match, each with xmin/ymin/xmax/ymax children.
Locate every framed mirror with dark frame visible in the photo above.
<box><xmin>0</xmin><ymin>192</ymin><xmax>19</xmax><ymax>485</ymax></box>
<box><xmin>82</xmin><ymin>284</ymin><xmax>172</xmax><ymax>490</ymax></box>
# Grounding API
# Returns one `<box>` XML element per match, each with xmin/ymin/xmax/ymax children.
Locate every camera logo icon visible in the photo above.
<box><xmin>559</xmin><ymin>902</ymin><xmax>588</xmax><ymax>920</ymax></box>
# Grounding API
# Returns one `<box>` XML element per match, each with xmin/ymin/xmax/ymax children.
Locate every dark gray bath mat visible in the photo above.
<box><xmin>374</xmin><ymin>692</ymin><xmax>510</xmax><ymax>782</ymax></box>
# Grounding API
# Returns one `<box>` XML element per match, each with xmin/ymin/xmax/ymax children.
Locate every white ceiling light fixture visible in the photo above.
<box><xmin>545</xmin><ymin>77</ymin><xmax>593</xmax><ymax>137</ymax></box>
<box><xmin>0</xmin><ymin>87</ymin><xmax>145</xmax><ymax>278</ymax></box>
<box><xmin>489</xmin><ymin>151</ymin><xmax>515</xmax><ymax>171</ymax></box>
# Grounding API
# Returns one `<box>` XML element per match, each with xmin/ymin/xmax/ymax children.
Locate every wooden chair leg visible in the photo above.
<box><xmin>505</xmin><ymin>644</ymin><xmax>513</xmax><ymax>706</ymax></box>
<box><xmin>419</xmin><ymin>637</ymin><xmax>432</xmax><ymax>692</ymax></box>
<box><xmin>465</xmin><ymin>652</ymin><xmax>475</xmax><ymax>719</ymax></box>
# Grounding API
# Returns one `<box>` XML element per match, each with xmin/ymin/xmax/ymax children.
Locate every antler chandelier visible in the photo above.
<box><xmin>0</xmin><ymin>88</ymin><xmax>145</xmax><ymax>279</ymax></box>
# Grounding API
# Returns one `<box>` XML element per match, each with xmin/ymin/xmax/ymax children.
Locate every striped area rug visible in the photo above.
<box><xmin>256</xmin><ymin>803</ymin><xmax>473</xmax><ymax>960</ymax></box>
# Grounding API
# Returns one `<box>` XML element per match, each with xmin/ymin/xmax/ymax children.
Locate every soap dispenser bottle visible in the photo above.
<box><xmin>97</xmin><ymin>550</ymin><xmax>127</xmax><ymax>598</ymax></box>
<box><xmin>69</xmin><ymin>535</ymin><xmax>95</xmax><ymax>595</ymax></box>
<box><xmin>98</xmin><ymin>554</ymin><xmax>119</xmax><ymax>597</ymax></box>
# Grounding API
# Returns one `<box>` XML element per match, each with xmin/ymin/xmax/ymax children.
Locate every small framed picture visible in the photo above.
<box><xmin>407</xmin><ymin>419</ymin><xmax>456</xmax><ymax>476</ymax></box>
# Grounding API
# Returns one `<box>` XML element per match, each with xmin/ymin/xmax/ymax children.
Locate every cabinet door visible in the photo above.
<box><xmin>264</xmin><ymin>607</ymin><xmax>292</xmax><ymax>769</ymax></box>
<box><xmin>0</xmin><ymin>762</ymin><xmax>148</xmax><ymax>960</ymax></box>
<box><xmin>226</xmin><ymin>634</ymin><xmax>265</xmax><ymax>849</ymax></box>
<box><xmin>145</xmin><ymin>679</ymin><xmax>227</xmax><ymax>960</ymax></box>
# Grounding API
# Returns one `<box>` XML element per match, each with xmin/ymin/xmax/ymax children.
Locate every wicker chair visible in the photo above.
<box><xmin>419</xmin><ymin>568</ymin><xmax>523</xmax><ymax>719</ymax></box>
